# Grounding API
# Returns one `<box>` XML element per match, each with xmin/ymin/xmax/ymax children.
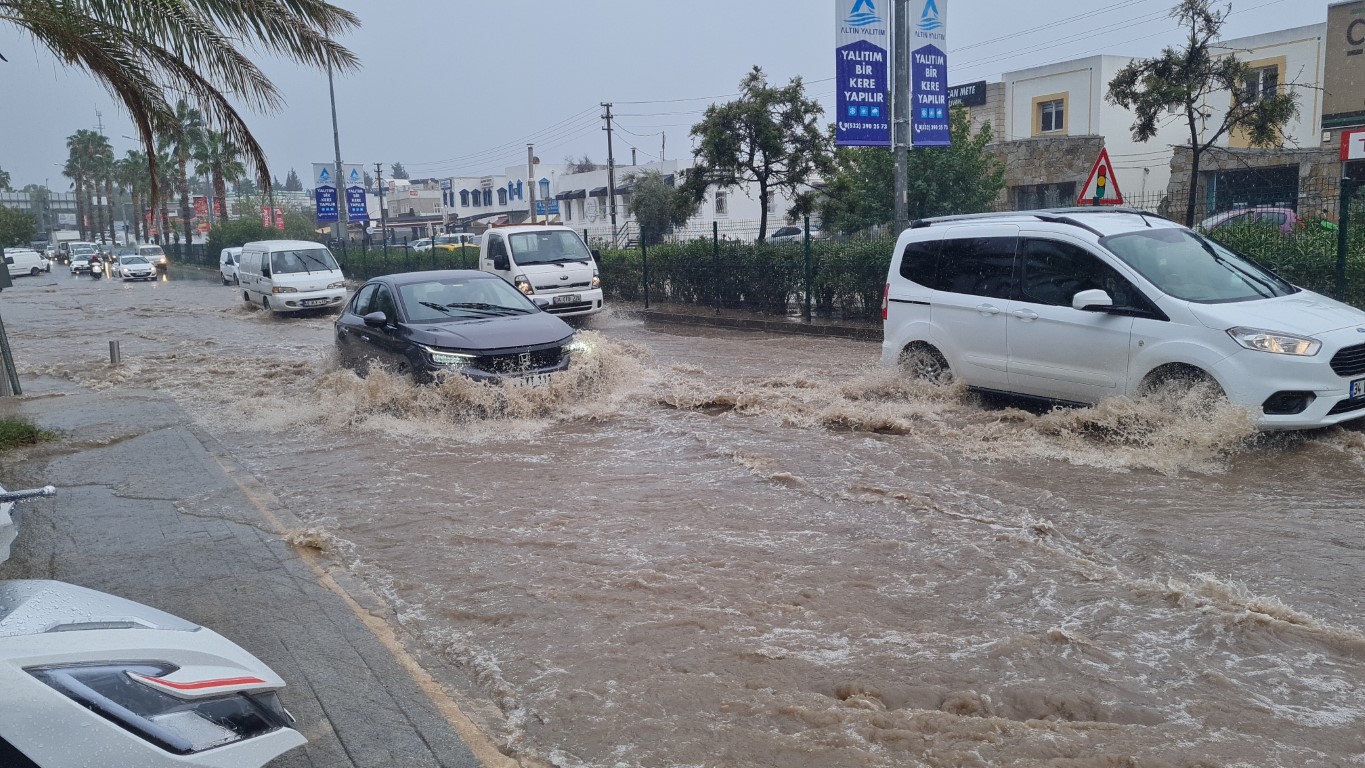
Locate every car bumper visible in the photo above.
<box><xmin>530</xmin><ymin>288</ymin><xmax>604</xmax><ymax>317</ymax></box>
<box><xmin>120</xmin><ymin>271</ymin><xmax>156</xmax><ymax>281</ymax></box>
<box><xmin>1212</xmin><ymin>345</ymin><xmax>1365</xmax><ymax>430</ymax></box>
<box><xmin>417</xmin><ymin>353</ymin><xmax>571</xmax><ymax>384</ymax></box>
<box><xmin>268</xmin><ymin>289</ymin><xmax>347</xmax><ymax>312</ymax></box>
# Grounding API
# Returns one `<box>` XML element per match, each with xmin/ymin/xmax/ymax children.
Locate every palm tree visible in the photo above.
<box><xmin>93</xmin><ymin>141</ymin><xmax>117</xmax><ymax>244</ymax></box>
<box><xmin>117</xmin><ymin>151</ymin><xmax>150</xmax><ymax>243</ymax></box>
<box><xmin>158</xmin><ymin>101</ymin><xmax>204</xmax><ymax>248</ymax></box>
<box><xmin>64</xmin><ymin>130</ymin><xmax>105</xmax><ymax>241</ymax></box>
<box><xmin>153</xmin><ymin>150</ymin><xmax>177</xmax><ymax>246</ymax></box>
<box><xmin>2</xmin><ymin>0</ymin><xmax>360</xmax><ymax>202</ymax></box>
<box><xmin>193</xmin><ymin>131</ymin><xmax>245</xmax><ymax>226</ymax></box>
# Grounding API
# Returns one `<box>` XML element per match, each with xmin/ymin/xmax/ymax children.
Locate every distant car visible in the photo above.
<box><xmin>136</xmin><ymin>244</ymin><xmax>169</xmax><ymax>270</ymax></box>
<box><xmin>334</xmin><ymin>270</ymin><xmax>580</xmax><ymax>384</ymax></box>
<box><xmin>1198</xmin><ymin>207</ymin><xmax>1301</xmax><ymax>236</ymax></box>
<box><xmin>220</xmin><ymin>246</ymin><xmax>242</xmax><ymax>285</ymax></box>
<box><xmin>410</xmin><ymin>238</ymin><xmax>433</xmax><ymax>253</ymax></box>
<box><xmin>768</xmin><ymin>225</ymin><xmax>824</xmax><ymax>243</ymax></box>
<box><xmin>433</xmin><ymin>233</ymin><xmax>478</xmax><ymax>251</ymax></box>
<box><xmin>4</xmin><ymin>248</ymin><xmax>50</xmax><ymax>277</ymax></box>
<box><xmin>116</xmin><ymin>254</ymin><xmax>156</xmax><ymax>282</ymax></box>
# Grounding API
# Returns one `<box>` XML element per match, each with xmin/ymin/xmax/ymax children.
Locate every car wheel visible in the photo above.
<box><xmin>898</xmin><ymin>344</ymin><xmax>953</xmax><ymax>384</ymax></box>
<box><xmin>262</xmin><ymin>296</ymin><xmax>271</xmax><ymax>312</ymax></box>
<box><xmin>243</xmin><ymin>290</ymin><xmax>251</xmax><ymax>304</ymax></box>
<box><xmin>30</xmin><ymin>267</ymin><xmax>40</xmax><ymax>276</ymax></box>
<box><xmin>1138</xmin><ymin>365</ymin><xmax>1225</xmax><ymax>411</ymax></box>
<box><xmin>222</xmin><ymin>274</ymin><xmax>230</xmax><ymax>285</ymax></box>
<box><xmin>234</xmin><ymin>275</ymin><xmax>240</xmax><ymax>286</ymax></box>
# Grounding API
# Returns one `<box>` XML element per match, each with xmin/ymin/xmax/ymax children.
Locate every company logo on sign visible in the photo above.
<box><xmin>844</xmin><ymin>0</ymin><xmax>881</xmax><ymax>27</ymax></box>
<box><xmin>918</xmin><ymin>0</ymin><xmax>942</xmax><ymax>32</ymax></box>
<box><xmin>318</xmin><ymin>168</ymin><xmax>331</xmax><ymax>183</ymax></box>
<box><xmin>348</xmin><ymin>168</ymin><xmax>362</xmax><ymax>184</ymax></box>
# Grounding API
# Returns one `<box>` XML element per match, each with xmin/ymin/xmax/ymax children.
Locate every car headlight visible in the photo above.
<box><xmin>1227</xmin><ymin>327</ymin><xmax>1321</xmax><ymax>356</ymax></box>
<box><xmin>327</xmin><ymin>281</ymin><xmax>346</xmax><ymax>290</ymax></box>
<box><xmin>28</xmin><ymin>663</ymin><xmax>292</xmax><ymax>755</ymax></box>
<box><xmin>591</xmin><ymin>272</ymin><xmax>601</xmax><ymax>289</ymax></box>
<box><xmin>418</xmin><ymin>344</ymin><xmax>474</xmax><ymax>367</ymax></box>
<box><xmin>563</xmin><ymin>336</ymin><xmax>594</xmax><ymax>355</ymax></box>
<box><xmin>514</xmin><ymin>275</ymin><xmax>534</xmax><ymax>295</ymax></box>
<box><xmin>272</xmin><ymin>286</ymin><xmax>298</xmax><ymax>294</ymax></box>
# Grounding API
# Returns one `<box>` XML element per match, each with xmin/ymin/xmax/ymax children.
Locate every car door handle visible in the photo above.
<box><xmin>1012</xmin><ymin>309</ymin><xmax>1039</xmax><ymax>321</ymax></box>
<box><xmin>976</xmin><ymin>303</ymin><xmax>1001</xmax><ymax>316</ymax></box>
<box><xmin>360</xmin><ymin>335</ymin><xmax>370</xmax><ymax>342</ymax></box>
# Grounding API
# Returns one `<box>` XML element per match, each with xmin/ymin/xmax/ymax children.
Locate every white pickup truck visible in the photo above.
<box><xmin>479</xmin><ymin>225</ymin><xmax>603</xmax><ymax>317</ymax></box>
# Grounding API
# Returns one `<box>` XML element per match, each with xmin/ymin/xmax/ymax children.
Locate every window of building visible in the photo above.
<box><xmin>565</xmin><ymin>201</ymin><xmax>573</xmax><ymax>222</ymax></box>
<box><xmin>1039</xmin><ymin>99</ymin><xmax>1064</xmax><ymax>133</ymax></box>
<box><xmin>1244</xmin><ymin>65</ymin><xmax>1279</xmax><ymax>102</ymax></box>
<box><xmin>715</xmin><ymin>190</ymin><xmax>728</xmax><ymax>216</ymax></box>
<box><xmin>498</xmin><ymin>188</ymin><xmax>507</xmax><ymax>206</ymax></box>
<box><xmin>1013</xmin><ymin>182</ymin><xmax>1077</xmax><ymax>210</ymax></box>
<box><xmin>483</xmin><ymin>190</ymin><xmax>493</xmax><ymax>206</ymax></box>
<box><xmin>539</xmin><ymin>178</ymin><xmax>551</xmax><ymax>199</ymax></box>
<box><xmin>459</xmin><ymin>190</ymin><xmax>469</xmax><ymax>207</ymax></box>
<box><xmin>516</xmin><ymin>180</ymin><xmax>524</xmax><ymax>200</ymax></box>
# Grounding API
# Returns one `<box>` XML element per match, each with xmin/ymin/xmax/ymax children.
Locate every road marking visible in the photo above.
<box><xmin>206</xmin><ymin>450</ymin><xmax>519</xmax><ymax>768</ymax></box>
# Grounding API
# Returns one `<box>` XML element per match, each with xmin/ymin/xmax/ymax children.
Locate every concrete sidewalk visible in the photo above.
<box><xmin>0</xmin><ymin>377</ymin><xmax>508</xmax><ymax>768</ymax></box>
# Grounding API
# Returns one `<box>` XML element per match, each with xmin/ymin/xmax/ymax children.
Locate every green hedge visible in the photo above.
<box><xmin>335</xmin><ymin>244</ymin><xmax>479</xmax><ymax>280</ymax></box>
<box><xmin>1207</xmin><ymin>221</ymin><xmax>1365</xmax><ymax>307</ymax></box>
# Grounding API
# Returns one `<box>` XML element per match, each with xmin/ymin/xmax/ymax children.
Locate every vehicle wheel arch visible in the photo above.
<box><xmin>1136</xmin><ymin>361</ymin><xmax>1225</xmax><ymax>397</ymax></box>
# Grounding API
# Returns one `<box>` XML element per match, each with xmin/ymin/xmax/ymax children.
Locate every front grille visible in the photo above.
<box><xmin>1331</xmin><ymin>343</ymin><xmax>1365</xmax><ymax>377</ymax></box>
<box><xmin>535</xmin><ymin>281</ymin><xmax>592</xmax><ymax>290</ymax></box>
<box><xmin>1327</xmin><ymin>397</ymin><xmax>1365</xmax><ymax>416</ymax></box>
<box><xmin>545</xmin><ymin>301</ymin><xmax>594</xmax><ymax>315</ymax></box>
<box><xmin>473</xmin><ymin>347</ymin><xmax>564</xmax><ymax>373</ymax></box>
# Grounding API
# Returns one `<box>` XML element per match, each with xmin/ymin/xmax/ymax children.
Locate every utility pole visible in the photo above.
<box><xmin>661</xmin><ymin>133</ymin><xmax>666</xmax><ymax>162</ymax></box>
<box><xmin>527</xmin><ymin>144</ymin><xmax>537</xmax><ymax>225</ymax></box>
<box><xmin>602</xmin><ymin>102</ymin><xmax>619</xmax><ymax>246</ymax></box>
<box><xmin>893</xmin><ymin>0</ymin><xmax>910</xmax><ymax>234</ymax></box>
<box><xmin>328</xmin><ymin>59</ymin><xmax>345</xmax><ymax>246</ymax></box>
<box><xmin>374</xmin><ymin>162</ymin><xmax>388</xmax><ymax>252</ymax></box>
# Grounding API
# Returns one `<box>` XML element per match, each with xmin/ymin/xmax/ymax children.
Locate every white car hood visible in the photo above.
<box><xmin>1187</xmin><ymin>291</ymin><xmax>1365</xmax><ymax>337</ymax></box>
<box><xmin>521</xmin><ymin>261</ymin><xmax>595</xmax><ymax>290</ymax></box>
<box><xmin>0</xmin><ymin>580</ymin><xmax>201</xmax><ymax>638</ymax></box>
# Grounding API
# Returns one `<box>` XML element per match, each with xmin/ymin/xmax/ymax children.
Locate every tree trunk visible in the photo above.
<box><xmin>74</xmin><ymin>178</ymin><xmax>87</xmax><ymax>241</ymax></box>
<box><xmin>92</xmin><ymin>175</ymin><xmax>107</xmax><ymax>244</ymax></box>
<box><xmin>1184</xmin><ymin>148</ymin><xmax>1201</xmax><ymax>228</ymax></box>
<box><xmin>178</xmin><ymin>150</ymin><xmax>193</xmax><ymax>253</ymax></box>
<box><xmin>105</xmin><ymin>177</ymin><xmax>116</xmax><ymax>244</ymax></box>
<box><xmin>757</xmin><ymin>179</ymin><xmax>770</xmax><ymax>242</ymax></box>
<box><xmin>160</xmin><ymin>202</ymin><xmax>171</xmax><ymax>245</ymax></box>
<box><xmin>214</xmin><ymin>166</ymin><xmax>228</xmax><ymax>225</ymax></box>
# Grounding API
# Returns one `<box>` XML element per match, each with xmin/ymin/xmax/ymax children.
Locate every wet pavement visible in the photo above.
<box><xmin>0</xmin><ymin>267</ymin><xmax>1363</xmax><ymax>767</ymax></box>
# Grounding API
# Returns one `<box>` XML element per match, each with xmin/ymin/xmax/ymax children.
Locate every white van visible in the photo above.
<box><xmin>238</xmin><ymin>240</ymin><xmax>347</xmax><ymax>313</ymax></box>
<box><xmin>220</xmin><ymin>246</ymin><xmax>242</xmax><ymax>285</ymax></box>
<box><xmin>4</xmin><ymin>248</ymin><xmax>50</xmax><ymax>277</ymax></box>
<box><xmin>479</xmin><ymin>226</ymin><xmax>603</xmax><ymax>317</ymax></box>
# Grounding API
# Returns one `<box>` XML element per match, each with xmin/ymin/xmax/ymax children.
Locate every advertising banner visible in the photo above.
<box><xmin>274</xmin><ymin>208</ymin><xmax>285</xmax><ymax>230</ymax></box>
<box><xmin>343</xmin><ymin>164</ymin><xmax>369</xmax><ymax>222</ymax></box>
<box><xmin>261</xmin><ymin>206</ymin><xmax>272</xmax><ymax>228</ymax></box>
<box><xmin>193</xmin><ymin>196</ymin><xmax>208</xmax><ymax>217</ymax></box>
<box><xmin>910</xmin><ymin>0</ymin><xmax>950</xmax><ymax>147</ymax></box>
<box><xmin>312</xmin><ymin>163</ymin><xmax>339</xmax><ymax>222</ymax></box>
<box><xmin>835</xmin><ymin>0</ymin><xmax>891</xmax><ymax>146</ymax></box>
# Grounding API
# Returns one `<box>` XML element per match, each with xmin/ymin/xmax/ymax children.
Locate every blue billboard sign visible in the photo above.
<box><xmin>910</xmin><ymin>0</ymin><xmax>950</xmax><ymax>147</ymax></box>
<box><xmin>315</xmin><ymin>186</ymin><xmax>338</xmax><ymax>222</ymax></box>
<box><xmin>345</xmin><ymin>186</ymin><xmax>368</xmax><ymax>222</ymax></box>
<box><xmin>534</xmin><ymin>200</ymin><xmax>560</xmax><ymax>216</ymax></box>
<box><xmin>835</xmin><ymin>0</ymin><xmax>890</xmax><ymax>146</ymax></box>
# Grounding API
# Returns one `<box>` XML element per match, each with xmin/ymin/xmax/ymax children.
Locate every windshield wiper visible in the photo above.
<box><xmin>1195</xmin><ymin>238</ymin><xmax>1278</xmax><ymax>298</ymax></box>
<box><xmin>418</xmin><ymin>301</ymin><xmax>453</xmax><ymax>315</ymax></box>
<box><xmin>444</xmin><ymin>302</ymin><xmax>530</xmax><ymax>315</ymax></box>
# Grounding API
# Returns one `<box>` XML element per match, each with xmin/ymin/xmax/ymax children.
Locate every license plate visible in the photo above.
<box><xmin>1353</xmin><ymin>377</ymin><xmax>1365</xmax><ymax>400</ymax></box>
<box><xmin>520</xmin><ymin>373</ymin><xmax>551</xmax><ymax>387</ymax></box>
<box><xmin>552</xmin><ymin>294</ymin><xmax>580</xmax><ymax>305</ymax></box>
<box><xmin>301</xmin><ymin>299</ymin><xmax>329</xmax><ymax>307</ymax></box>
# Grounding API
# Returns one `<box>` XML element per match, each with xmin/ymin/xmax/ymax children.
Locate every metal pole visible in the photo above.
<box><xmin>375</xmin><ymin>163</ymin><xmax>388</xmax><ymax>258</ymax></box>
<box><xmin>712</xmin><ymin>220</ymin><xmax>720</xmax><ymax>315</ymax></box>
<box><xmin>803</xmin><ymin>215</ymin><xmax>813</xmax><ymax>323</ymax></box>
<box><xmin>328</xmin><ymin>59</ymin><xmax>345</xmax><ymax>248</ymax></box>
<box><xmin>893</xmin><ymin>0</ymin><xmax>910</xmax><ymax>235</ymax></box>
<box><xmin>108</xmin><ymin>340</ymin><xmax>121</xmax><ymax>365</ymax></box>
<box><xmin>1337</xmin><ymin>178</ymin><xmax>1357</xmax><ymax>301</ymax></box>
<box><xmin>527</xmin><ymin>145</ymin><xmax>537</xmax><ymax>225</ymax></box>
<box><xmin>641</xmin><ymin>228</ymin><xmax>650</xmax><ymax>310</ymax></box>
<box><xmin>603</xmin><ymin>103</ymin><xmax>619</xmax><ymax>247</ymax></box>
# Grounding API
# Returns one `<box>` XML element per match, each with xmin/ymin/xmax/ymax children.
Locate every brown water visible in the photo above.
<box><xmin>7</xmin><ymin>273</ymin><xmax>1365</xmax><ymax>767</ymax></box>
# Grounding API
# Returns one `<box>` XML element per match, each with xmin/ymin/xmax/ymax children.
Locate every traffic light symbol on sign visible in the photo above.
<box><xmin>1077</xmin><ymin>148</ymin><xmax>1124</xmax><ymax>206</ymax></box>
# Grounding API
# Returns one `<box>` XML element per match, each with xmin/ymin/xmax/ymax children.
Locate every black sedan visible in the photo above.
<box><xmin>335</xmin><ymin>270</ymin><xmax>579</xmax><ymax>383</ymax></box>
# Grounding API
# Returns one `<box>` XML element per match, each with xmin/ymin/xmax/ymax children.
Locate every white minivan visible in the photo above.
<box><xmin>881</xmin><ymin>208</ymin><xmax>1365</xmax><ymax>430</ymax></box>
<box><xmin>4</xmin><ymin>248</ymin><xmax>50</xmax><ymax>277</ymax></box>
<box><xmin>238</xmin><ymin>240</ymin><xmax>347</xmax><ymax>313</ymax></box>
<box><xmin>220</xmin><ymin>246</ymin><xmax>242</xmax><ymax>285</ymax></box>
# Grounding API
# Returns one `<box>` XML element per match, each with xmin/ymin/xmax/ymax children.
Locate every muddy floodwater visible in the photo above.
<box><xmin>5</xmin><ymin>272</ymin><xmax>1365</xmax><ymax>767</ymax></box>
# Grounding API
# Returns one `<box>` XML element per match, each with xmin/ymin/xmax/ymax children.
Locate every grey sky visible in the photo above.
<box><xmin>0</xmin><ymin>0</ymin><xmax>1331</xmax><ymax>189</ymax></box>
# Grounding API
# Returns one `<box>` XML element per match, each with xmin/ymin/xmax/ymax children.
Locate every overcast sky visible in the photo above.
<box><xmin>0</xmin><ymin>0</ymin><xmax>1334</xmax><ymax>189</ymax></box>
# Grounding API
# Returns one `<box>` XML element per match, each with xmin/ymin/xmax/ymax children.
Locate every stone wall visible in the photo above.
<box><xmin>1165</xmin><ymin>145</ymin><xmax>1341</xmax><ymax>219</ymax></box>
<box><xmin>987</xmin><ymin>135</ymin><xmax>1105</xmax><ymax>207</ymax></box>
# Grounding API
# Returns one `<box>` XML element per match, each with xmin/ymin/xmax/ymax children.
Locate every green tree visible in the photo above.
<box><xmin>64</xmin><ymin>129</ymin><xmax>111</xmax><ymax>241</ymax></box>
<box><xmin>815</xmin><ymin>107</ymin><xmax>1004</xmax><ymax>234</ymax></box>
<box><xmin>688</xmin><ymin>66</ymin><xmax>829</xmax><ymax>241</ymax></box>
<box><xmin>627</xmin><ymin>170</ymin><xmax>700</xmax><ymax>244</ymax></box>
<box><xmin>116</xmin><ymin>151</ymin><xmax>151</xmax><ymax>243</ymax></box>
<box><xmin>194</xmin><ymin>131</ymin><xmax>246</xmax><ymax>225</ymax></box>
<box><xmin>283</xmin><ymin>168</ymin><xmax>304</xmax><ymax>192</ymax></box>
<box><xmin>158</xmin><ymin>100</ymin><xmax>204</xmax><ymax>247</ymax></box>
<box><xmin>0</xmin><ymin>167</ymin><xmax>10</xmax><ymax>191</ymax></box>
<box><xmin>1107</xmin><ymin>0</ymin><xmax>1299</xmax><ymax>226</ymax></box>
<box><xmin>3</xmin><ymin>0</ymin><xmax>359</xmax><ymax>201</ymax></box>
<box><xmin>390</xmin><ymin>162</ymin><xmax>410</xmax><ymax>180</ymax></box>
<box><xmin>0</xmin><ymin>207</ymin><xmax>37</xmax><ymax>247</ymax></box>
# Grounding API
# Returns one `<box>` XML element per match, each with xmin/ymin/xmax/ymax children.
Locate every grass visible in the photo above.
<box><xmin>0</xmin><ymin>417</ymin><xmax>55</xmax><ymax>452</ymax></box>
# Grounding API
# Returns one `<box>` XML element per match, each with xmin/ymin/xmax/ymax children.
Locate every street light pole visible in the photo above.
<box><xmin>328</xmin><ymin>57</ymin><xmax>345</xmax><ymax>247</ymax></box>
<box><xmin>893</xmin><ymin>0</ymin><xmax>909</xmax><ymax>235</ymax></box>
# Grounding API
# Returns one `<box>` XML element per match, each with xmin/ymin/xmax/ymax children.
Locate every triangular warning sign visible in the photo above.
<box><xmin>1077</xmin><ymin>148</ymin><xmax>1123</xmax><ymax>206</ymax></box>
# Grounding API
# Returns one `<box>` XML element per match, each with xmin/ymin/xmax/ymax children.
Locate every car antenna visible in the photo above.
<box><xmin>1137</xmin><ymin>210</ymin><xmax>1153</xmax><ymax>228</ymax></box>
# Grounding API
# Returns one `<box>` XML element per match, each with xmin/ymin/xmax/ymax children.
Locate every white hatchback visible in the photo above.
<box><xmin>881</xmin><ymin>208</ymin><xmax>1365</xmax><ymax>430</ymax></box>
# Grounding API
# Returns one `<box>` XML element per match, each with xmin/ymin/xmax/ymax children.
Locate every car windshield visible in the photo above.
<box><xmin>121</xmin><ymin>256</ymin><xmax>149</xmax><ymax>265</ymax></box>
<box><xmin>71</xmin><ymin>246</ymin><xmax>94</xmax><ymax>256</ymax></box>
<box><xmin>270</xmin><ymin>248</ymin><xmax>338</xmax><ymax>274</ymax></box>
<box><xmin>1101</xmin><ymin>228</ymin><xmax>1297</xmax><ymax>303</ymax></box>
<box><xmin>140</xmin><ymin>246</ymin><xmax>164</xmax><ymax>256</ymax></box>
<box><xmin>507</xmin><ymin>231</ymin><xmax>592</xmax><ymax>265</ymax></box>
<box><xmin>397</xmin><ymin>276</ymin><xmax>537</xmax><ymax>322</ymax></box>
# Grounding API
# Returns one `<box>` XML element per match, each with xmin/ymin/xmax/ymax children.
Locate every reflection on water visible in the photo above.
<box><xmin>7</xmin><ymin>282</ymin><xmax>1365</xmax><ymax>767</ymax></box>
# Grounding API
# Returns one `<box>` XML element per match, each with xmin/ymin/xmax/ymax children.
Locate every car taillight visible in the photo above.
<box><xmin>881</xmin><ymin>284</ymin><xmax>889</xmax><ymax>321</ymax></box>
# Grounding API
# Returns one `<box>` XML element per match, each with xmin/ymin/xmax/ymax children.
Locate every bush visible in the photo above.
<box><xmin>1209</xmin><ymin>220</ymin><xmax>1365</xmax><ymax>307</ymax></box>
<box><xmin>0</xmin><ymin>418</ymin><xmax>55</xmax><ymax>452</ymax></box>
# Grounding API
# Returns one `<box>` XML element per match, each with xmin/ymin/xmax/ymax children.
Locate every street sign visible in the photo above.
<box><xmin>312</xmin><ymin>163</ymin><xmax>339</xmax><ymax>222</ymax></box>
<box><xmin>1077</xmin><ymin>148</ymin><xmax>1124</xmax><ymax>206</ymax></box>
<box><xmin>1340</xmin><ymin>129</ymin><xmax>1365</xmax><ymax>161</ymax></box>
<box><xmin>835</xmin><ymin>0</ymin><xmax>890</xmax><ymax>147</ymax></box>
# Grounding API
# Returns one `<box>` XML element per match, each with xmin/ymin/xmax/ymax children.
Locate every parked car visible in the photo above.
<box><xmin>768</xmin><ymin>225</ymin><xmax>824</xmax><ymax>243</ymax></box>
<box><xmin>220</xmin><ymin>246</ymin><xmax>242</xmax><ymax>285</ymax></box>
<box><xmin>1197</xmin><ymin>207</ymin><xmax>1301</xmax><ymax>236</ymax></box>
<box><xmin>116</xmin><ymin>254</ymin><xmax>157</xmax><ymax>282</ymax></box>
<box><xmin>433</xmin><ymin>233</ymin><xmax>478</xmax><ymax>251</ymax></box>
<box><xmin>334</xmin><ymin>270</ymin><xmax>581</xmax><ymax>384</ymax></box>
<box><xmin>410</xmin><ymin>238</ymin><xmax>433</xmax><ymax>253</ymax></box>
<box><xmin>4</xmin><ymin>248</ymin><xmax>50</xmax><ymax>277</ymax></box>
<box><xmin>238</xmin><ymin>240</ymin><xmax>347</xmax><ymax>314</ymax></box>
<box><xmin>881</xmin><ymin>207</ymin><xmax>1365</xmax><ymax>430</ymax></box>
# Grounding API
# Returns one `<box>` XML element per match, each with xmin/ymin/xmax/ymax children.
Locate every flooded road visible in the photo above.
<box><xmin>4</xmin><ymin>270</ymin><xmax>1364</xmax><ymax>767</ymax></box>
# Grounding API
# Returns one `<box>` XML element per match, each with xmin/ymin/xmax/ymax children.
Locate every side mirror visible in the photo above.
<box><xmin>362</xmin><ymin>311</ymin><xmax>388</xmax><ymax>327</ymax></box>
<box><xmin>492</xmin><ymin>254</ymin><xmax>509</xmax><ymax>271</ymax></box>
<box><xmin>1072</xmin><ymin>289</ymin><xmax>1114</xmax><ymax>312</ymax></box>
<box><xmin>261</xmin><ymin>265</ymin><xmax>271</xmax><ymax>277</ymax></box>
